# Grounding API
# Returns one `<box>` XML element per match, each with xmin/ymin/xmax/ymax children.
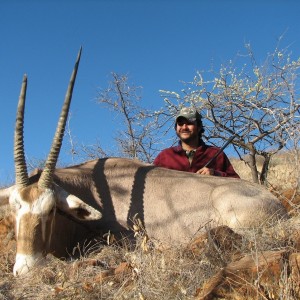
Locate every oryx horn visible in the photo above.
<box><xmin>38</xmin><ymin>47</ymin><xmax>82</xmax><ymax>189</ymax></box>
<box><xmin>14</xmin><ymin>75</ymin><xmax>29</xmax><ymax>188</ymax></box>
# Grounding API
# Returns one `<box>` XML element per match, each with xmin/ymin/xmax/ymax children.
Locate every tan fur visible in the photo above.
<box><xmin>52</xmin><ymin>158</ymin><xmax>288</xmax><ymax>243</ymax></box>
<box><xmin>19</xmin><ymin>184</ymin><xmax>44</xmax><ymax>204</ymax></box>
<box><xmin>17</xmin><ymin>213</ymin><xmax>43</xmax><ymax>254</ymax></box>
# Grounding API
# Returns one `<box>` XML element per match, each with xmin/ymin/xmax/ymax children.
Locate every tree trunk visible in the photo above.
<box><xmin>248</xmin><ymin>146</ymin><xmax>259</xmax><ymax>183</ymax></box>
<box><xmin>259</xmin><ymin>154</ymin><xmax>271</xmax><ymax>186</ymax></box>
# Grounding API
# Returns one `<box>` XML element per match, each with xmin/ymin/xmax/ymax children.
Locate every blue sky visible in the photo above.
<box><xmin>1</xmin><ymin>0</ymin><xmax>300</xmax><ymax>184</ymax></box>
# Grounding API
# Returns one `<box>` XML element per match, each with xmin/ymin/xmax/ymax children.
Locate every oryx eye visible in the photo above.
<box><xmin>10</xmin><ymin>198</ymin><xmax>21</xmax><ymax>211</ymax></box>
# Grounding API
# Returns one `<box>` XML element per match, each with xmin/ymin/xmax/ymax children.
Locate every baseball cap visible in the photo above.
<box><xmin>175</xmin><ymin>107</ymin><xmax>201</xmax><ymax>122</ymax></box>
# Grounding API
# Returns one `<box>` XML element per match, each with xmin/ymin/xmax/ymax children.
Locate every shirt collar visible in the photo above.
<box><xmin>174</xmin><ymin>139</ymin><xmax>206</xmax><ymax>152</ymax></box>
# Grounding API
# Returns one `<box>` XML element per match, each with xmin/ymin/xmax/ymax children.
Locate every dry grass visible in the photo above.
<box><xmin>0</xmin><ymin>215</ymin><xmax>299</xmax><ymax>299</ymax></box>
<box><xmin>1</xmin><ymin>153</ymin><xmax>300</xmax><ymax>299</ymax></box>
<box><xmin>0</xmin><ymin>230</ymin><xmax>215</xmax><ymax>299</ymax></box>
<box><xmin>231</xmin><ymin>153</ymin><xmax>299</xmax><ymax>189</ymax></box>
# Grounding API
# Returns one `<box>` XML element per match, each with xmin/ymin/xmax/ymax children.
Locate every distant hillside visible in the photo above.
<box><xmin>231</xmin><ymin>151</ymin><xmax>299</xmax><ymax>189</ymax></box>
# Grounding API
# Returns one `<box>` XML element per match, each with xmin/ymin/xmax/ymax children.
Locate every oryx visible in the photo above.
<box><xmin>0</xmin><ymin>48</ymin><xmax>288</xmax><ymax>276</ymax></box>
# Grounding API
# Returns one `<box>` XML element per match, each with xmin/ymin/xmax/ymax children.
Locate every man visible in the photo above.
<box><xmin>153</xmin><ymin>107</ymin><xmax>240</xmax><ymax>178</ymax></box>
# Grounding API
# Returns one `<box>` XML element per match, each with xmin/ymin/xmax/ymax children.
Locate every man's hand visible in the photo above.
<box><xmin>196</xmin><ymin>167</ymin><xmax>214</xmax><ymax>176</ymax></box>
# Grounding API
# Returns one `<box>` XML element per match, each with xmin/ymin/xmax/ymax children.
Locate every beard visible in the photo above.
<box><xmin>176</xmin><ymin>130</ymin><xmax>199</xmax><ymax>144</ymax></box>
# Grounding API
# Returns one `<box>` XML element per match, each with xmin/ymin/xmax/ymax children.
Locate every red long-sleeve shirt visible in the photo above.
<box><xmin>153</xmin><ymin>141</ymin><xmax>240</xmax><ymax>178</ymax></box>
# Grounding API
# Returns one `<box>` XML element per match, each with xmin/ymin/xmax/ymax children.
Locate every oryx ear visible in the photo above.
<box><xmin>57</xmin><ymin>193</ymin><xmax>102</xmax><ymax>221</ymax></box>
<box><xmin>54</xmin><ymin>185</ymin><xmax>101</xmax><ymax>221</ymax></box>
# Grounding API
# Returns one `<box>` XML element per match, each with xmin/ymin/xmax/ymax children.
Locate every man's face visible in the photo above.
<box><xmin>176</xmin><ymin>117</ymin><xmax>200</xmax><ymax>143</ymax></box>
